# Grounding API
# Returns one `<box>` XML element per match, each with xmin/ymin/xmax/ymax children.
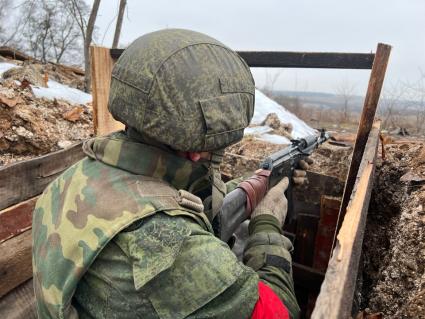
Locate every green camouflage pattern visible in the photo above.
<box><xmin>33</xmin><ymin>131</ymin><xmax>300</xmax><ymax>319</ymax></box>
<box><xmin>32</xmin><ymin>132</ymin><xmax>213</xmax><ymax>318</ymax></box>
<box><xmin>109</xmin><ymin>29</ymin><xmax>255</xmax><ymax>152</ymax></box>
<box><xmin>73</xmin><ymin>212</ymin><xmax>260</xmax><ymax>319</ymax></box>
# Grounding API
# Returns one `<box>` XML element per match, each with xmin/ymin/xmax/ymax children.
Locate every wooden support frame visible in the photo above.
<box><xmin>110</xmin><ymin>49</ymin><xmax>375</xmax><ymax>69</ymax></box>
<box><xmin>90</xmin><ymin>46</ymin><xmax>124</xmax><ymax>136</ymax></box>
<box><xmin>312</xmin><ymin>121</ymin><xmax>381</xmax><ymax>318</ymax></box>
<box><xmin>0</xmin><ymin>44</ymin><xmax>390</xmax><ymax>316</ymax></box>
<box><xmin>334</xmin><ymin>44</ymin><xmax>391</xmax><ymax>244</ymax></box>
<box><xmin>92</xmin><ymin>47</ymin><xmax>384</xmax><ymax>136</ymax></box>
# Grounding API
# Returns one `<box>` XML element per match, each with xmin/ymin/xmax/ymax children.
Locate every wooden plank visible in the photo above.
<box><xmin>0</xmin><ymin>279</ymin><xmax>36</xmax><ymax>319</ymax></box>
<box><xmin>0</xmin><ymin>230</ymin><xmax>32</xmax><ymax>298</ymax></box>
<box><xmin>313</xmin><ymin>196</ymin><xmax>341</xmax><ymax>272</ymax></box>
<box><xmin>0</xmin><ymin>142</ymin><xmax>84</xmax><ymax>211</ymax></box>
<box><xmin>335</xmin><ymin>43</ymin><xmax>391</xmax><ymax>243</ymax></box>
<box><xmin>110</xmin><ymin>49</ymin><xmax>375</xmax><ymax>69</ymax></box>
<box><xmin>90</xmin><ymin>46</ymin><xmax>124</xmax><ymax>136</ymax></box>
<box><xmin>294</xmin><ymin>214</ymin><xmax>320</xmax><ymax>266</ymax></box>
<box><xmin>311</xmin><ymin>122</ymin><xmax>380</xmax><ymax>319</ymax></box>
<box><xmin>0</xmin><ymin>46</ymin><xmax>34</xmax><ymax>62</ymax></box>
<box><xmin>0</xmin><ymin>197</ymin><xmax>37</xmax><ymax>244</ymax></box>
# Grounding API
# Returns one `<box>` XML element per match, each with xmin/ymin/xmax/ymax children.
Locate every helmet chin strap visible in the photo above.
<box><xmin>206</xmin><ymin>150</ymin><xmax>226</xmax><ymax>222</ymax></box>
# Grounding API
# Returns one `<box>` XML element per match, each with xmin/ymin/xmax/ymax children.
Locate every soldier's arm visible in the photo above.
<box><xmin>244</xmin><ymin>214</ymin><xmax>300</xmax><ymax>318</ymax></box>
<box><xmin>242</xmin><ymin>178</ymin><xmax>301</xmax><ymax>319</ymax></box>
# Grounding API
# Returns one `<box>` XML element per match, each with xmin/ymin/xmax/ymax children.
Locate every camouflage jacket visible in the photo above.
<box><xmin>32</xmin><ymin>132</ymin><xmax>300</xmax><ymax>319</ymax></box>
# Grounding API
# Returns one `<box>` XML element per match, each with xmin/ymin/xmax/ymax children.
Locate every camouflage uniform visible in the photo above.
<box><xmin>32</xmin><ymin>29</ymin><xmax>300</xmax><ymax>319</ymax></box>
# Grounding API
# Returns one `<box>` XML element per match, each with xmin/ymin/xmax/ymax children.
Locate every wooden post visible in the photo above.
<box><xmin>90</xmin><ymin>46</ymin><xmax>124</xmax><ymax>136</ymax></box>
<box><xmin>311</xmin><ymin>122</ymin><xmax>381</xmax><ymax>319</ymax></box>
<box><xmin>334</xmin><ymin>43</ymin><xmax>391</xmax><ymax>246</ymax></box>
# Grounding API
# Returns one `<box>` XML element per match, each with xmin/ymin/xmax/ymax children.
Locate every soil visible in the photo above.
<box><xmin>221</xmin><ymin>136</ymin><xmax>351</xmax><ymax>182</ymax></box>
<box><xmin>359</xmin><ymin>142</ymin><xmax>425</xmax><ymax>318</ymax></box>
<box><xmin>222</xmin><ymin>134</ymin><xmax>425</xmax><ymax>319</ymax></box>
<box><xmin>0</xmin><ymin>60</ymin><xmax>93</xmax><ymax>166</ymax></box>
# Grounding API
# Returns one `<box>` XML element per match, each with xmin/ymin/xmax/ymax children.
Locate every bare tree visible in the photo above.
<box><xmin>82</xmin><ymin>0</ymin><xmax>101</xmax><ymax>91</ymax></box>
<box><xmin>0</xmin><ymin>0</ymin><xmax>12</xmax><ymax>43</ymax></box>
<box><xmin>263</xmin><ymin>70</ymin><xmax>282</xmax><ymax>97</ymax></box>
<box><xmin>112</xmin><ymin>0</ymin><xmax>126</xmax><ymax>48</ymax></box>
<box><xmin>403</xmin><ymin>70</ymin><xmax>425</xmax><ymax>133</ymax></box>
<box><xmin>64</xmin><ymin>0</ymin><xmax>100</xmax><ymax>91</ymax></box>
<box><xmin>378</xmin><ymin>82</ymin><xmax>406</xmax><ymax>130</ymax></box>
<box><xmin>335</xmin><ymin>79</ymin><xmax>356</xmax><ymax>124</ymax></box>
<box><xmin>14</xmin><ymin>1</ymin><xmax>83</xmax><ymax>64</ymax></box>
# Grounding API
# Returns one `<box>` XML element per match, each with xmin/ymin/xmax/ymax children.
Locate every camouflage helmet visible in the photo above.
<box><xmin>108</xmin><ymin>29</ymin><xmax>255</xmax><ymax>152</ymax></box>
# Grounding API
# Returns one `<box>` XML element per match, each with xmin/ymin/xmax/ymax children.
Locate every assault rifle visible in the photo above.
<box><xmin>215</xmin><ymin>130</ymin><xmax>329</xmax><ymax>242</ymax></box>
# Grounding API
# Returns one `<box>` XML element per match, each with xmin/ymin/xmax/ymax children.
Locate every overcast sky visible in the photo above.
<box><xmin>94</xmin><ymin>0</ymin><xmax>425</xmax><ymax>96</ymax></box>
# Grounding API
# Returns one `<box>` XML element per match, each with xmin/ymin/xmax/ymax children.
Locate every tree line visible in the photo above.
<box><xmin>0</xmin><ymin>0</ymin><xmax>127</xmax><ymax>91</ymax></box>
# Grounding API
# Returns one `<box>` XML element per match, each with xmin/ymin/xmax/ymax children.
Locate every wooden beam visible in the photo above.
<box><xmin>90</xmin><ymin>46</ymin><xmax>124</xmax><ymax>136</ymax></box>
<box><xmin>109</xmin><ymin>49</ymin><xmax>375</xmax><ymax>69</ymax></box>
<box><xmin>0</xmin><ymin>197</ymin><xmax>37</xmax><ymax>244</ymax></box>
<box><xmin>0</xmin><ymin>230</ymin><xmax>32</xmax><ymax>298</ymax></box>
<box><xmin>0</xmin><ymin>279</ymin><xmax>36</xmax><ymax>319</ymax></box>
<box><xmin>0</xmin><ymin>142</ymin><xmax>84</xmax><ymax>211</ymax></box>
<box><xmin>335</xmin><ymin>43</ymin><xmax>391</xmax><ymax>244</ymax></box>
<box><xmin>311</xmin><ymin>122</ymin><xmax>381</xmax><ymax>319</ymax></box>
<box><xmin>0</xmin><ymin>46</ymin><xmax>34</xmax><ymax>62</ymax></box>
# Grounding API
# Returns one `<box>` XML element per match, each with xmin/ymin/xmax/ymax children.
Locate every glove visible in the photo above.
<box><xmin>293</xmin><ymin>157</ymin><xmax>314</xmax><ymax>186</ymax></box>
<box><xmin>251</xmin><ymin>177</ymin><xmax>289</xmax><ymax>227</ymax></box>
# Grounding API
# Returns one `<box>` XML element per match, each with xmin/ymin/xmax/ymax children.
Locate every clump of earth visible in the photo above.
<box><xmin>0</xmin><ymin>60</ymin><xmax>93</xmax><ymax>166</ymax></box>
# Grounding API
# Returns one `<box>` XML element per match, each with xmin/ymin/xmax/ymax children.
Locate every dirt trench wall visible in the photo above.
<box><xmin>358</xmin><ymin>143</ymin><xmax>425</xmax><ymax>318</ymax></box>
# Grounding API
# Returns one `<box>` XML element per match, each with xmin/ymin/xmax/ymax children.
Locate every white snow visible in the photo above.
<box><xmin>1</xmin><ymin>62</ymin><xmax>91</xmax><ymax>105</ymax></box>
<box><xmin>244</xmin><ymin>89</ymin><xmax>316</xmax><ymax>144</ymax></box>
<box><xmin>32</xmin><ymin>80</ymin><xmax>92</xmax><ymax>105</ymax></box>
<box><xmin>0</xmin><ymin>62</ymin><xmax>18</xmax><ymax>76</ymax></box>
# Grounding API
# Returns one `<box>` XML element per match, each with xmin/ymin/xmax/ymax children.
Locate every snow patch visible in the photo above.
<box><xmin>31</xmin><ymin>80</ymin><xmax>92</xmax><ymax>105</ymax></box>
<box><xmin>257</xmin><ymin>134</ymin><xmax>291</xmax><ymax>144</ymax></box>
<box><xmin>0</xmin><ymin>62</ymin><xmax>19</xmax><ymax>76</ymax></box>
<box><xmin>244</xmin><ymin>89</ymin><xmax>316</xmax><ymax>144</ymax></box>
<box><xmin>1</xmin><ymin>62</ymin><xmax>91</xmax><ymax>105</ymax></box>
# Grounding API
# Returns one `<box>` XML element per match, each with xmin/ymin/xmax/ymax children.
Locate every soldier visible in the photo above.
<box><xmin>32</xmin><ymin>29</ymin><xmax>304</xmax><ymax>318</ymax></box>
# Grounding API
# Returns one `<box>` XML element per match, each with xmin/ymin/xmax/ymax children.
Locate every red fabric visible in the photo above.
<box><xmin>251</xmin><ymin>282</ymin><xmax>290</xmax><ymax>319</ymax></box>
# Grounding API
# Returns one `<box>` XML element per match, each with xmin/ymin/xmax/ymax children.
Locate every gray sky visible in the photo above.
<box><xmin>94</xmin><ymin>0</ymin><xmax>425</xmax><ymax>95</ymax></box>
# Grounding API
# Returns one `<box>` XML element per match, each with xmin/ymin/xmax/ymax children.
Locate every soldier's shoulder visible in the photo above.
<box><xmin>114</xmin><ymin>213</ymin><xmax>258</xmax><ymax>318</ymax></box>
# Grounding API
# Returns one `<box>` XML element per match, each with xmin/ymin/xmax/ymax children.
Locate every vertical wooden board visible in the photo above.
<box><xmin>313</xmin><ymin>196</ymin><xmax>341</xmax><ymax>272</ymax></box>
<box><xmin>0</xmin><ymin>197</ymin><xmax>37</xmax><ymax>243</ymax></box>
<box><xmin>336</xmin><ymin>43</ymin><xmax>391</xmax><ymax>240</ymax></box>
<box><xmin>0</xmin><ymin>230</ymin><xmax>32</xmax><ymax>298</ymax></box>
<box><xmin>90</xmin><ymin>46</ymin><xmax>124</xmax><ymax>136</ymax></box>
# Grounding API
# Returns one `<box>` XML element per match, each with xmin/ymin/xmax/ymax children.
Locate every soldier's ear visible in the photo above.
<box><xmin>188</xmin><ymin>152</ymin><xmax>202</xmax><ymax>162</ymax></box>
